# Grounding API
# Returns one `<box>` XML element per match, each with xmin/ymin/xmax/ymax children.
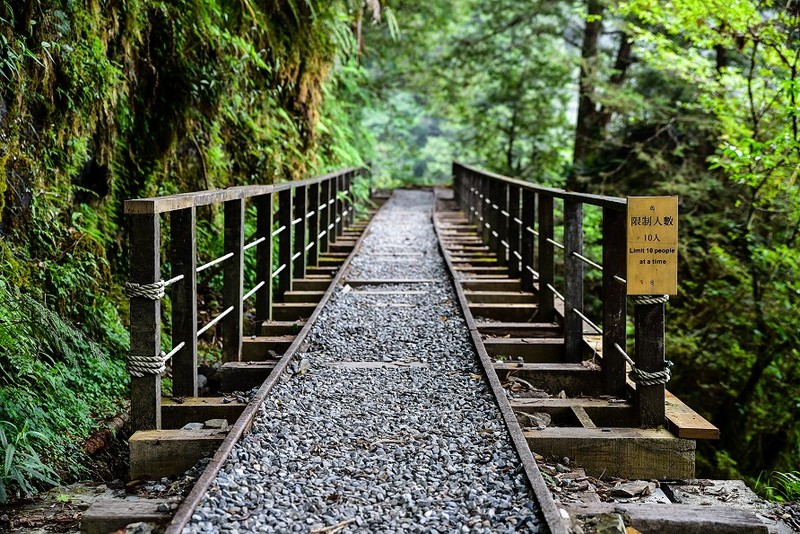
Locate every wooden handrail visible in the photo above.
<box><xmin>453</xmin><ymin>162</ymin><xmax>667</xmax><ymax>429</ymax></box>
<box><xmin>124</xmin><ymin>167</ymin><xmax>360</xmax><ymax>214</ymax></box>
<box><xmin>126</xmin><ymin>166</ymin><xmax>369</xmax><ymax>431</ymax></box>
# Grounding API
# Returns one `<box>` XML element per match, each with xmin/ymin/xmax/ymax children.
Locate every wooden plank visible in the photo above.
<box><xmin>324</xmin><ymin>362</ymin><xmax>429</xmax><ymax>369</ymax></box>
<box><xmin>524</xmin><ymin>427</ymin><xmax>695</xmax><ymax>479</ymax></box>
<box><xmin>566</xmin><ymin>503</ymin><xmax>767</xmax><ymax>534</ymax></box>
<box><xmin>460</xmin><ymin>279</ymin><xmax>522</xmax><ymax>292</ymax></box>
<box><xmin>129</xmin><ymin>429</ymin><xmax>227</xmax><ymax>479</ymax></box>
<box><xmin>469</xmin><ymin>303</ymin><xmax>538</xmax><ymax>322</ymax></box>
<box><xmin>510</xmin><ymin>397</ymin><xmax>630</xmax><ymax>410</ymax></box>
<box><xmin>292</xmin><ymin>279</ymin><xmax>331</xmax><ymax>291</ymax></box>
<box><xmin>494</xmin><ymin>362</ymin><xmax>603</xmax><ymax>397</ymax></box>
<box><xmin>170</xmin><ymin>207</ymin><xmax>197</xmax><ymax>397</ymax></box>
<box><xmin>241</xmin><ymin>336</ymin><xmax>294</xmax><ymax>360</ymax></box>
<box><xmin>271</xmin><ymin>302</ymin><xmax>317</xmax><ymax>321</ymax></box>
<box><xmin>478</xmin><ymin>322</ymin><xmax>561</xmax><ymax>338</ymax></box>
<box><xmin>129</xmin><ymin>213</ymin><xmax>161</xmax><ymax>431</ymax></box>
<box><xmin>283</xmin><ymin>290</ymin><xmax>325</xmax><ymax>303</ymax></box>
<box><xmin>483</xmin><ymin>338</ymin><xmax>564</xmax><ymax>362</ymax></box>
<box><xmin>259</xmin><ymin>320</ymin><xmax>305</xmax><ymax>336</ymax></box>
<box><xmin>343</xmin><ymin>279</ymin><xmax>438</xmax><ymax>286</ymax></box>
<box><xmin>572</xmin><ymin>406</ymin><xmax>597</xmax><ymax>428</ymax></box>
<box><xmin>463</xmin><ymin>291</ymin><xmax>535</xmax><ymax>304</ymax></box>
<box><xmin>218</xmin><ymin>362</ymin><xmax>277</xmax><ymax>392</ymax></box>
<box><xmin>223</xmin><ymin>198</ymin><xmax>244</xmax><ymax>363</ymax></box>
<box><xmin>82</xmin><ymin>498</ymin><xmax>170</xmax><ymax>534</ymax></box>
<box><xmin>161</xmin><ymin>397</ymin><xmax>247</xmax><ymax>429</ymax></box>
<box><xmin>666</xmin><ymin>391</ymin><xmax>720</xmax><ymax>439</ymax></box>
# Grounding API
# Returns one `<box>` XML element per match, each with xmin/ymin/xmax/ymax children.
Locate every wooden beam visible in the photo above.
<box><xmin>161</xmin><ymin>397</ymin><xmax>247</xmax><ymax>429</ymax></box>
<box><xmin>170</xmin><ymin>207</ymin><xmax>198</xmax><ymax>397</ymax></box>
<box><xmin>129</xmin><ymin>429</ymin><xmax>227</xmax><ymax>479</ymax></box>
<box><xmin>566</xmin><ymin>503</ymin><xmax>767</xmax><ymax>533</ymax></box>
<box><xmin>524</xmin><ymin>427</ymin><xmax>695</xmax><ymax>479</ymax></box>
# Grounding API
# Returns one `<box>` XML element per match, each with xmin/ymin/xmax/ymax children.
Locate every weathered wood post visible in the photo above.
<box><xmin>223</xmin><ymin>199</ymin><xmax>244</xmax><ymax>363</ymax></box>
<box><xmin>128</xmin><ymin>213</ymin><xmax>162</xmax><ymax>430</ymax></box>
<box><xmin>496</xmin><ymin>182</ymin><xmax>509</xmax><ymax>266</ymax></box>
<box><xmin>537</xmin><ymin>194</ymin><xmax>555</xmax><ymax>321</ymax></box>
<box><xmin>255</xmin><ymin>193</ymin><xmax>273</xmax><ymax>322</ymax></box>
<box><xmin>507</xmin><ymin>185</ymin><xmax>521</xmax><ymax>279</ymax></box>
<box><xmin>334</xmin><ymin>173</ymin><xmax>344</xmax><ymax>238</ymax></box>
<box><xmin>293</xmin><ymin>185</ymin><xmax>307</xmax><ymax>280</ymax></box>
<box><xmin>480</xmin><ymin>175</ymin><xmax>491</xmax><ymax>245</ymax></box>
<box><xmin>277</xmin><ymin>188</ymin><xmax>293</xmax><ymax>299</ymax></box>
<box><xmin>564</xmin><ymin>200</ymin><xmax>584</xmax><ymax>362</ymax></box>
<box><xmin>170</xmin><ymin>207</ymin><xmax>197</xmax><ymax>397</ymax></box>
<box><xmin>487</xmin><ymin>179</ymin><xmax>501</xmax><ymax>255</ymax></box>
<box><xmin>635</xmin><ymin>297</ymin><xmax>668</xmax><ymax>427</ymax></box>
<box><xmin>308</xmin><ymin>183</ymin><xmax>320</xmax><ymax>267</ymax></box>
<box><xmin>320</xmin><ymin>178</ymin><xmax>332</xmax><ymax>252</ymax></box>
<box><xmin>521</xmin><ymin>190</ymin><xmax>536</xmax><ymax>292</ymax></box>
<box><xmin>344</xmin><ymin>171</ymin><xmax>354</xmax><ymax>227</ymax></box>
<box><xmin>602</xmin><ymin>207</ymin><xmax>627</xmax><ymax>397</ymax></box>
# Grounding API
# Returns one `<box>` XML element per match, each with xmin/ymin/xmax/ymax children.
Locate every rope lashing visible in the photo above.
<box><xmin>614</xmin><ymin>343</ymin><xmax>674</xmax><ymax>386</ymax></box>
<box><xmin>125</xmin><ymin>280</ymin><xmax>166</xmax><ymax>300</ymax></box>
<box><xmin>629</xmin><ymin>294</ymin><xmax>669</xmax><ymax>306</ymax></box>
<box><xmin>128</xmin><ymin>351</ymin><xmax>169</xmax><ymax>377</ymax></box>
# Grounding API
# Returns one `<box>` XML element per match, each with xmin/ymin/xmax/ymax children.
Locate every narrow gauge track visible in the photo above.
<box><xmin>167</xmin><ymin>190</ymin><xmax>558</xmax><ymax>533</ymax></box>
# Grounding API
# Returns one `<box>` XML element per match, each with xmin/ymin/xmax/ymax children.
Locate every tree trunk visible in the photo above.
<box><xmin>569</xmin><ymin>0</ymin><xmax>605</xmax><ymax>191</ymax></box>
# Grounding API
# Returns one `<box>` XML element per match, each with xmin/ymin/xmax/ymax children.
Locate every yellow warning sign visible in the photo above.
<box><xmin>626</xmin><ymin>196</ymin><xmax>679</xmax><ymax>295</ymax></box>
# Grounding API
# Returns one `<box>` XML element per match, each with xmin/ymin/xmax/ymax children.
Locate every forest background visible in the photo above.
<box><xmin>0</xmin><ymin>0</ymin><xmax>798</xmax><ymax>502</ymax></box>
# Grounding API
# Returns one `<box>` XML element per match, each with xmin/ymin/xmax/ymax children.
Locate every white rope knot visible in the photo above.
<box><xmin>629</xmin><ymin>359</ymin><xmax>673</xmax><ymax>386</ymax></box>
<box><xmin>125</xmin><ymin>280</ymin><xmax>166</xmax><ymax>300</ymax></box>
<box><xmin>630</xmin><ymin>294</ymin><xmax>669</xmax><ymax>306</ymax></box>
<box><xmin>128</xmin><ymin>351</ymin><xmax>169</xmax><ymax>377</ymax></box>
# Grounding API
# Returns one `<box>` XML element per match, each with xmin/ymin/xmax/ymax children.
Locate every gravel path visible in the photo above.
<box><xmin>185</xmin><ymin>190</ymin><xmax>541</xmax><ymax>533</ymax></box>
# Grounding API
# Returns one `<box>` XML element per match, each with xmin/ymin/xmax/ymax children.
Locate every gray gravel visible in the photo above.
<box><xmin>184</xmin><ymin>190</ymin><xmax>540</xmax><ymax>533</ymax></box>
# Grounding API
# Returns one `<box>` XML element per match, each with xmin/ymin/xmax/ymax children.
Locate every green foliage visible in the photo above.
<box><xmin>0</xmin><ymin>422</ymin><xmax>59</xmax><ymax>503</ymax></box>
<box><xmin>754</xmin><ymin>471</ymin><xmax>800</xmax><ymax>503</ymax></box>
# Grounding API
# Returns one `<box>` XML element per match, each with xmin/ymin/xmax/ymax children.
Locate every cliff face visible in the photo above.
<box><xmin>0</xmin><ymin>0</ymin><xmax>367</xmax><ymax>491</ymax></box>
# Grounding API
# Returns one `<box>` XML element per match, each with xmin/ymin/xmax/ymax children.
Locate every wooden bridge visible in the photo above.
<box><xmin>85</xmin><ymin>163</ymin><xmax>780</xmax><ymax>533</ymax></box>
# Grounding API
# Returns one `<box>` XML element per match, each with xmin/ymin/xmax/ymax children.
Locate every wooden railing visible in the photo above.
<box><xmin>452</xmin><ymin>162</ymin><xmax>668</xmax><ymax>428</ymax></box>
<box><xmin>124</xmin><ymin>167</ymin><xmax>369</xmax><ymax>431</ymax></box>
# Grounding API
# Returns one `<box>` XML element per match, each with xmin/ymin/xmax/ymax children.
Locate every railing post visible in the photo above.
<box><xmin>335</xmin><ymin>173</ymin><xmax>344</xmax><ymax>238</ymax></box>
<box><xmin>496</xmin><ymin>182</ymin><xmax>509</xmax><ymax>266</ymax></box>
<box><xmin>521</xmin><ymin>190</ymin><xmax>536</xmax><ymax>292</ymax></box>
<box><xmin>255</xmin><ymin>193</ymin><xmax>273</xmax><ymax>322</ymax></box>
<box><xmin>320</xmin><ymin>178</ymin><xmax>331</xmax><ymax>252</ymax></box>
<box><xmin>308</xmin><ymin>183</ymin><xmax>320</xmax><ymax>267</ymax></box>
<box><xmin>129</xmin><ymin>213</ymin><xmax>161</xmax><ymax>430</ymax></box>
<box><xmin>603</xmin><ymin>207</ymin><xmax>627</xmax><ymax>397</ymax></box>
<box><xmin>507</xmin><ymin>185</ymin><xmax>521</xmax><ymax>279</ymax></box>
<box><xmin>487</xmin><ymin>179</ymin><xmax>499</xmax><ymax>253</ymax></box>
<box><xmin>537</xmin><ymin>194</ymin><xmax>555</xmax><ymax>321</ymax></box>
<box><xmin>635</xmin><ymin>300</ymin><xmax>667</xmax><ymax>428</ymax></box>
<box><xmin>293</xmin><ymin>185</ymin><xmax>307</xmax><ymax>279</ymax></box>
<box><xmin>170</xmin><ymin>207</ymin><xmax>197</xmax><ymax>397</ymax></box>
<box><xmin>277</xmin><ymin>188</ymin><xmax>293</xmax><ymax>299</ymax></box>
<box><xmin>480</xmin><ymin>176</ymin><xmax>491</xmax><ymax>245</ymax></box>
<box><xmin>344</xmin><ymin>172</ymin><xmax>354</xmax><ymax>227</ymax></box>
<box><xmin>465</xmin><ymin>171</ymin><xmax>476</xmax><ymax>226</ymax></box>
<box><xmin>564</xmin><ymin>200</ymin><xmax>584</xmax><ymax>362</ymax></box>
<box><xmin>223</xmin><ymin>199</ymin><xmax>244</xmax><ymax>363</ymax></box>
